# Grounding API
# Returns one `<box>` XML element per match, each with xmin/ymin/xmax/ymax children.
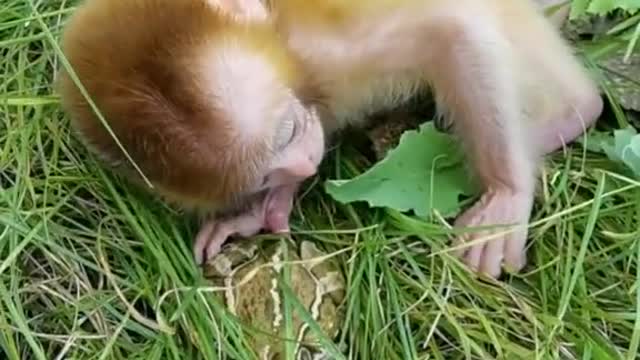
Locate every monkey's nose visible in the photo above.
<box><xmin>296</xmin><ymin>156</ymin><xmax>317</xmax><ymax>178</ymax></box>
<box><xmin>307</xmin><ymin>153</ymin><xmax>318</xmax><ymax>167</ymax></box>
<box><xmin>279</xmin><ymin>153</ymin><xmax>317</xmax><ymax>181</ymax></box>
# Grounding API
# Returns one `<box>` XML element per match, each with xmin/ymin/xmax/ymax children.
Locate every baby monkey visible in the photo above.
<box><xmin>59</xmin><ymin>0</ymin><xmax>602</xmax><ymax>278</ymax></box>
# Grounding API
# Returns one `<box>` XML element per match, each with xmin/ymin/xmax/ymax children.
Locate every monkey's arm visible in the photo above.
<box><xmin>422</xmin><ymin>15</ymin><xmax>536</xmax><ymax>277</ymax></box>
<box><xmin>431</xmin><ymin>3</ymin><xmax>601</xmax><ymax>277</ymax></box>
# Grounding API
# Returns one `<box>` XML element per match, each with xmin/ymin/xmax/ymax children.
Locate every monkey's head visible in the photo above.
<box><xmin>58</xmin><ymin>0</ymin><xmax>326</xmax><ymax>214</ymax></box>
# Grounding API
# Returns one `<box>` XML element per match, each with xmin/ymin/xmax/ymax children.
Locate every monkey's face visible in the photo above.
<box><xmin>242</xmin><ymin>92</ymin><xmax>325</xmax><ymax>226</ymax></box>
<box><xmin>258</xmin><ymin>98</ymin><xmax>325</xmax><ymax>191</ymax></box>
<box><xmin>252</xmin><ymin>98</ymin><xmax>325</xmax><ymax>232</ymax></box>
<box><xmin>201</xmin><ymin>40</ymin><xmax>326</xmax><ymax>221</ymax></box>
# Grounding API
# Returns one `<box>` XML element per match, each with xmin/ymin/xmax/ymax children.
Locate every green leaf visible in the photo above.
<box><xmin>570</xmin><ymin>0</ymin><xmax>591</xmax><ymax>19</ymax></box>
<box><xmin>601</xmin><ymin>126</ymin><xmax>640</xmax><ymax>176</ymax></box>
<box><xmin>576</xmin><ymin>129</ymin><xmax>616</xmax><ymax>153</ymax></box>
<box><xmin>587</xmin><ymin>0</ymin><xmax>640</xmax><ymax>15</ymax></box>
<box><xmin>325</xmin><ymin>122</ymin><xmax>478</xmax><ymax>218</ymax></box>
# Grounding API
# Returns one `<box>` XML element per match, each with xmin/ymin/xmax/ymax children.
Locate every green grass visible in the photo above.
<box><xmin>2</xmin><ymin>0</ymin><xmax>640</xmax><ymax>359</ymax></box>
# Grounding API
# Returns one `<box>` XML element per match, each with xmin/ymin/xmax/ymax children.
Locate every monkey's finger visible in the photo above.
<box><xmin>193</xmin><ymin>221</ymin><xmax>217</xmax><ymax>265</ymax></box>
<box><xmin>204</xmin><ymin>224</ymin><xmax>234</xmax><ymax>262</ymax></box>
<box><xmin>479</xmin><ymin>232</ymin><xmax>505</xmax><ymax>278</ymax></box>
<box><xmin>502</xmin><ymin>229</ymin><xmax>527</xmax><ymax>273</ymax></box>
<box><xmin>463</xmin><ymin>239</ymin><xmax>485</xmax><ymax>273</ymax></box>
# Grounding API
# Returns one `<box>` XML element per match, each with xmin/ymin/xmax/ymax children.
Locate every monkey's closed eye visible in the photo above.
<box><xmin>274</xmin><ymin>107</ymin><xmax>297</xmax><ymax>149</ymax></box>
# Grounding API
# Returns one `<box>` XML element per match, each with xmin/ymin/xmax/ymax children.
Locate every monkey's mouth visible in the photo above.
<box><xmin>214</xmin><ymin>183</ymin><xmax>297</xmax><ymax>236</ymax></box>
<box><xmin>262</xmin><ymin>184</ymin><xmax>298</xmax><ymax>234</ymax></box>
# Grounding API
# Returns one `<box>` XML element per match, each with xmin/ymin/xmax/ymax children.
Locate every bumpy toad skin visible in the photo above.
<box><xmin>204</xmin><ymin>238</ymin><xmax>346</xmax><ymax>359</ymax></box>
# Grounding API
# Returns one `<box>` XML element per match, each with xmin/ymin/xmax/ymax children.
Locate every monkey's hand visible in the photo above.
<box><xmin>452</xmin><ymin>188</ymin><xmax>534</xmax><ymax>278</ymax></box>
<box><xmin>193</xmin><ymin>184</ymin><xmax>300</xmax><ymax>265</ymax></box>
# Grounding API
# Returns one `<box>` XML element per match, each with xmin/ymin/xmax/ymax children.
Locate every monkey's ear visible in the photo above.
<box><xmin>207</xmin><ymin>0</ymin><xmax>268</xmax><ymax>21</ymax></box>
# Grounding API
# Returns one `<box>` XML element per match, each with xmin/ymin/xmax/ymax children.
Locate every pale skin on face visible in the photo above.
<box><xmin>192</xmin><ymin>125</ymin><xmax>324</xmax><ymax>263</ymax></box>
<box><xmin>192</xmin><ymin>139</ymin><xmax>324</xmax><ymax>265</ymax></box>
<box><xmin>192</xmin><ymin>106</ymin><xmax>325</xmax><ymax>263</ymax></box>
<box><xmin>190</xmin><ymin>0</ymin><xmax>330</xmax><ymax>264</ymax></box>
<box><xmin>195</xmin><ymin>0</ymin><xmax>603</xmax><ymax>278</ymax></box>
<box><xmin>192</xmin><ymin>41</ymin><xmax>325</xmax><ymax>264</ymax></box>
